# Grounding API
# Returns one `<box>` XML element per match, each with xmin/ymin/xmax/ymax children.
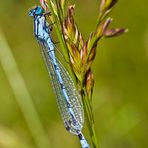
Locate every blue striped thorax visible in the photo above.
<box><xmin>28</xmin><ymin>6</ymin><xmax>51</xmax><ymax>41</ymax></box>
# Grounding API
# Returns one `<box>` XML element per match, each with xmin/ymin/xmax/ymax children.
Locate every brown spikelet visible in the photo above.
<box><xmin>99</xmin><ymin>0</ymin><xmax>118</xmax><ymax>20</ymax></box>
<box><xmin>85</xmin><ymin>69</ymin><xmax>94</xmax><ymax>101</ymax></box>
<box><xmin>63</xmin><ymin>2</ymin><xmax>127</xmax><ymax>98</ymax></box>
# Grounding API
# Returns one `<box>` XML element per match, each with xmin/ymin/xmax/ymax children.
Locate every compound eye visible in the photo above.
<box><xmin>35</xmin><ymin>6</ymin><xmax>43</xmax><ymax>15</ymax></box>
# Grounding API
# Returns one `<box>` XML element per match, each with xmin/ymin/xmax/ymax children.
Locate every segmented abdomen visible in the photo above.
<box><xmin>39</xmin><ymin>41</ymin><xmax>84</xmax><ymax>135</ymax></box>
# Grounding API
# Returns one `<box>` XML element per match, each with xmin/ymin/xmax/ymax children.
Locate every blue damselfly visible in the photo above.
<box><xmin>29</xmin><ymin>6</ymin><xmax>90</xmax><ymax>148</ymax></box>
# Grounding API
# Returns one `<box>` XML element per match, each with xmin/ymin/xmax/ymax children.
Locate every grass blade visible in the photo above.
<box><xmin>0</xmin><ymin>28</ymin><xmax>51</xmax><ymax>148</ymax></box>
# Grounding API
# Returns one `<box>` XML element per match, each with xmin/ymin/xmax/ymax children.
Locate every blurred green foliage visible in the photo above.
<box><xmin>0</xmin><ymin>0</ymin><xmax>148</xmax><ymax>148</ymax></box>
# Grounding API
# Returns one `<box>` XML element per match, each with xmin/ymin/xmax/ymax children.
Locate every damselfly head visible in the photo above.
<box><xmin>28</xmin><ymin>6</ymin><xmax>43</xmax><ymax>16</ymax></box>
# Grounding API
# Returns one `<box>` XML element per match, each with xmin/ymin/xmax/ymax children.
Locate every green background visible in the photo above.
<box><xmin>0</xmin><ymin>0</ymin><xmax>147</xmax><ymax>148</ymax></box>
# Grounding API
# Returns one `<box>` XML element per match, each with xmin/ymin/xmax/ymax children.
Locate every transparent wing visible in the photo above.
<box><xmin>38</xmin><ymin>41</ymin><xmax>84</xmax><ymax>134</ymax></box>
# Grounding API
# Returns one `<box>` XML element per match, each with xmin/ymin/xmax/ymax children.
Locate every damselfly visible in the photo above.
<box><xmin>29</xmin><ymin>6</ymin><xmax>90</xmax><ymax>148</ymax></box>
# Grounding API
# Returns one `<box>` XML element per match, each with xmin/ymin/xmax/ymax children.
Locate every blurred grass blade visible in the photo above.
<box><xmin>0</xmin><ymin>28</ymin><xmax>51</xmax><ymax>148</ymax></box>
<box><xmin>0</xmin><ymin>125</ymin><xmax>33</xmax><ymax>148</ymax></box>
